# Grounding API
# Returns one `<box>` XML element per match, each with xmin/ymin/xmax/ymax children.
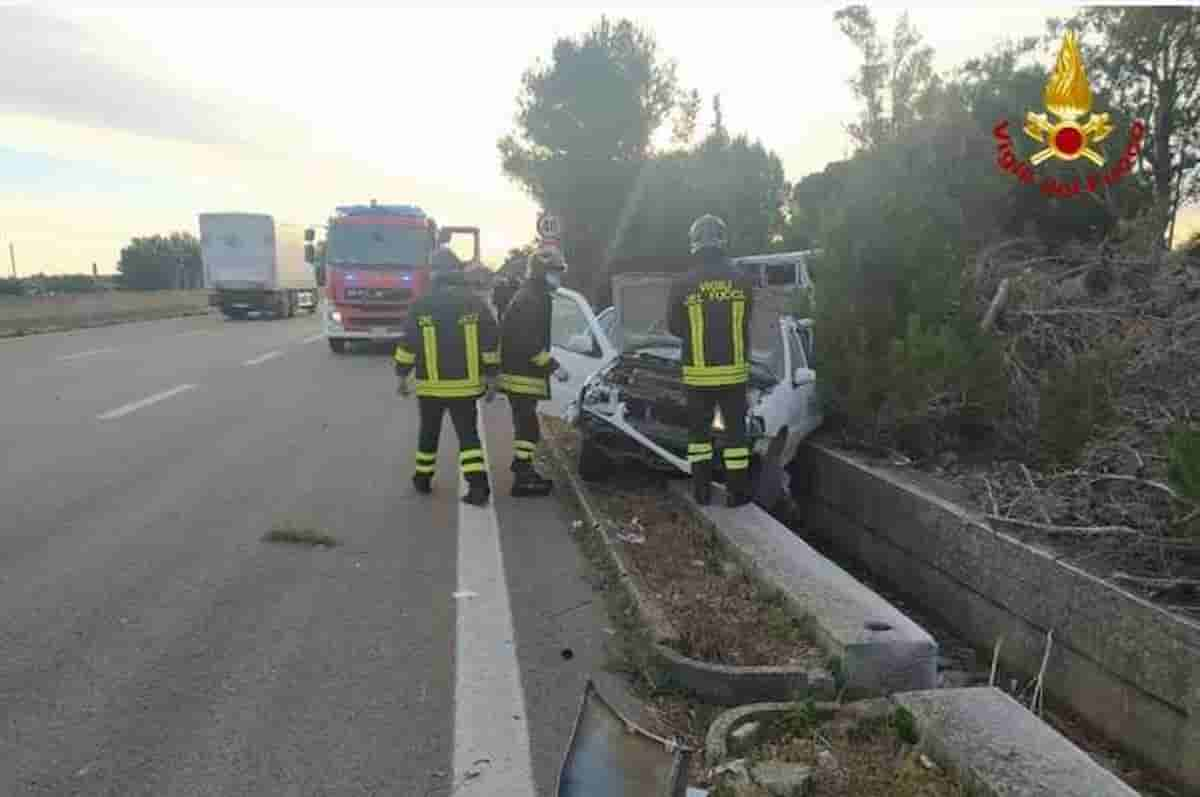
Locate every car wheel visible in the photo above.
<box><xmin>329</xmin><ymin>338</ymin><xmax>347</xmax><ymax>354</ymax></box>
<box><xmin>578</xmin><ymin>436</ymin><xmax>613</xmax><ymax>482</ymax></box>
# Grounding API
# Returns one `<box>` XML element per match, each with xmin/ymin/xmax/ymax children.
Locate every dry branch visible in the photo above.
<box><xmin>981</xmin><ymin>277</ymin><xmax>1011</xmax><ymax>332</ymax></box>
<box><xmin>1109</xmin><ymin>572</ymin><xmax>1200</xmax><ymax>591</ymax></box>
<box><xmin>984</xmin><ymin>515</ymin><xmax>1143</xmax><ymax>537</ymax></box>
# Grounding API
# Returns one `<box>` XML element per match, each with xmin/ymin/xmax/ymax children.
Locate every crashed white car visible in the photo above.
<box><xmin>543</xmin><ymin>274</ymin><xmax>823</xmax><ymax>508</ymax></box>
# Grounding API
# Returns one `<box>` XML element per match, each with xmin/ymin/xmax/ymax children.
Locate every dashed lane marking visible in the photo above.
<box><xmin>56</xmin><ymin>348</ymin><xmax>117</xmax><ymax>361</ymax></box>
<box><xmin>97</xmin><ymin>384</ymin><xmax>197</xmax><ymax>421</ymax></box>
<box><xmin>243</xmin><ymin>350</ymin><xmax>283</xmax><ymax>367</ymax></box>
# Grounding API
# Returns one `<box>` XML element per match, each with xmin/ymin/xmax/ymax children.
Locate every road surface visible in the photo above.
<box><xmin>0</xmin><ymin>313</ymin><xmax>610</xmax><ymax>796</ymax></box>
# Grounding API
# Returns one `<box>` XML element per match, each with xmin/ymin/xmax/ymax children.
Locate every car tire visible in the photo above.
<box><xmin>751</xmin><ymin>431</ymin><xmax>789</xmax><ymax>511</ymax></box>
<box><xmin>578</xmin><ymin>436</ymin><xmax>613</xmax><ymax>482</ymax></box>
<box><xmin>329</xmin><ymin>337</ymin><xmax>347</xmax><ymax>354</ymax></box>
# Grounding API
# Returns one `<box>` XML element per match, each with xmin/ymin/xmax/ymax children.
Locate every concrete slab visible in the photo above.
<box><xmin>671</xmin><ymin>481</ymin><xmax>938</xmax><ymax>696</ymax></box>
<box><xmin>895</xmin><ymin>687</ymin><xmax>1141</xmax><ymax>797</ymax></box>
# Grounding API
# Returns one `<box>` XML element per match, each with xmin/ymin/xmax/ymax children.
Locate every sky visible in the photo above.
<box><xmin>2</xmin><ymin>3</ymin><xmax>1197</xmax><ymax>275</ymax></box>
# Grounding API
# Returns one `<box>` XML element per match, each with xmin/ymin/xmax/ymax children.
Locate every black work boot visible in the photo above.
<box><xmin>412</xmin><ymin>473</ymin><xmax>433</xmax><ymax>495</ymax></box>
<box><xmin>511</xmin><ymin>461</ymin><xmax>554</xmax><ymax>497</ymax></box>
<box><xmin>726</xmin><ymin>468</ymin><xmax>752</xmax><ymax>508</ymax></box>
<box><xmin>462</xmin><ymin>476</ymin><xmax>491</xmax><ymax>506</ymax></box>
<box><xmin>692</xmin><ymin>461</ymin><xmax>713</xmax><ymax>506</ymax></box>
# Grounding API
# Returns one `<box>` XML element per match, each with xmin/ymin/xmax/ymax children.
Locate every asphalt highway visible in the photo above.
<box><xmin>0</xmin><ymin>312</ymin><xmax>609</xmax><ymax>796</ymax></box>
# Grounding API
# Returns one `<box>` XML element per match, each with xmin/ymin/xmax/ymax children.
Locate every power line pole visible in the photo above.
<box><xmin>8</xmin><ymin>242</ymin><xmax>15</xmax><ymax>279</ymax></box>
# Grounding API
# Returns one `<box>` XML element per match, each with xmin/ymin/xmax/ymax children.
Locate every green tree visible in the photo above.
<box><xmin>117</xmin><ymin>232</ymin><xmax>202</xmax><ymax>290</ymax></box>
<box><xmin>835</xmin><ymin>5</ymin><xmax>936</xmax><ymax>151</ymax></box>
<box><xmin>498</xmin><ymin>16</ymin><xmax>686</xmax><ymax>301</ymax></box>
<box><xmin>1051</xmin><ymin>7</ymin><xmax>1200</xmax><ymax>249</ymax></box>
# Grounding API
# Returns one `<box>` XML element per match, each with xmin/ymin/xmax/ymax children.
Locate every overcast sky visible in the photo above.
<box><xmin>2</xmin><ymin>3</ymin><xmax>1196</xmax><ymax>274</ymax></box>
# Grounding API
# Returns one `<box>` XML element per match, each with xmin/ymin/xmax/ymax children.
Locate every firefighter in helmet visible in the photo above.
<box><xmin>667</xmin><ymin>214</ymin><xmax>755</xmax><ymax>507</ymax></box>
<box><xmin>497</xmin><ymin>245</ymin><xmax>567</xmax><ymax>497</ymax></box>
<box><xmin>394</xmin><ymin>245</ymin><xmax>500</xmax><ymax>506</ymax></box>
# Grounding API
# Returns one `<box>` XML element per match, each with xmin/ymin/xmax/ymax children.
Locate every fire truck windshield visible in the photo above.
<box><xmin>325</xmin><ymin>223</ymin><xmax>431</xmax><ymax>268</ymax></box>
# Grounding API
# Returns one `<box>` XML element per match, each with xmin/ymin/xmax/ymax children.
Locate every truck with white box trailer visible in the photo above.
<box><xmin>199</xmin><ymin>213</ymin><xmax>316</xmax><ymax>319</ymax></box>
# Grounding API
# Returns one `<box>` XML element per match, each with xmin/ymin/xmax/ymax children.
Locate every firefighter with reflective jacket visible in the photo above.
<box><xmin>394</xmin><ymin>245</ymin><xmax>500</xmax><ymax>506</ymax></box>
<box><xmin>497</xmin><ymin>245</ymin><xmax>566</xmax><ymax>497</ymax></box>
<box><xmin>667</xmin><ymin>214</ymin><xmax>755</xmax><ymax>508</ymax></box>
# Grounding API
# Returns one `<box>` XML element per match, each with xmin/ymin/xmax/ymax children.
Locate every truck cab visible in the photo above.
<box><xmin>305</xmin><ymin>203</ymin><xmax>480</xmax><ymax>354</ymax></box>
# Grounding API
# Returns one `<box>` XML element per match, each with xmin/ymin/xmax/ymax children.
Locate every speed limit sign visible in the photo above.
<box><xmin>536</xmin><ymin>213</ymin><xmax>561</xmax><ymax>241</ymax></box>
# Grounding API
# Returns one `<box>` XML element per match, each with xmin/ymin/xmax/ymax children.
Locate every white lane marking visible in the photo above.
<box><xmin>243</xmin><ymin>350</ymin><xmax>283</xmax><ymax>367</ymax></box>
<box><xmin>57</xmin><ymin>347</ymin><xmax>117</xmax><ymax>361</ymax></box>
<box><xmin>300</xmin><ymin>333</ymin><xmax>325</xmax><ymax>344</ymax></box>
<box><xmin>452</xmin><ymin>405</ymin><xmax>536</xmax><ymax>795</ymax></box>
<box><xmin>97</xmin><ymin>384</ymin><xmax>197</xmax><ymax>421</ymax></box>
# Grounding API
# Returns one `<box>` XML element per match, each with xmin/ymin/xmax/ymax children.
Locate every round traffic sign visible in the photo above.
<box><xmin>537</xmin><ymin>214</ymin><xmax>561</xmax><ymax>240</ymax></box>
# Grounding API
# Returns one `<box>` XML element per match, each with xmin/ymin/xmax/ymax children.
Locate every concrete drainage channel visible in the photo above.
<box><xmin>545</xmin><ymin>430</ymin><xmax>1177</xmax><ymax>796</ymax></box>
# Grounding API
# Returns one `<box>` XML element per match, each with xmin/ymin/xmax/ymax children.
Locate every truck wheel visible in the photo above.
<box><xmin>578</xmin><ymin>437</ymin><xmax>613</xmax><ymax>482</ymax></box>
<box><xmin>328</xmin><ymin>337</ymin><xmax>347</xmax><ymax>354</ymax></box>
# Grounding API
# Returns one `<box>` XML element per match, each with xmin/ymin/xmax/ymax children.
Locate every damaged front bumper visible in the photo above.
<box><xmin>568</xmin><ymin>368</ymin><xmax>768</xmax><ymax>476</ymax></box>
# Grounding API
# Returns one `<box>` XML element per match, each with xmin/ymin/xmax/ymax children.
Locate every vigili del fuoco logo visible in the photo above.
<box><xmin>993</xmin><ymin>31</ymin><xmax>1146</xmax><ymax>199</ymax></box>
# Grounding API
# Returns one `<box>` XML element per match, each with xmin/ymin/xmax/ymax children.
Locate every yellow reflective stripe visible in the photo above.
<box><xmin>422</xmin><ymin>324</ymin><xmax>439</xmax><ymax>382</ymax></box>
<box><xmin>531</xmin><ymin>350</ymin><xmax>552</xmax><ymax>367</ymax></box>
<box><xmin>394</xmin><ymin>347</ymin><xmax>416</xmax><ymax>365</ymax></box>
<box><xmin>498</xmin><ymin>374</ymin><xmax>546</xmax><ymax>395</ymax></box>
<box><xmin>460</xmin><ymin>448</ymin><xmax>484</xmax><ymax>462</ymax></box>
<box><xmin>416</xmin><ymin>452</ymin><xmax>437</xmax><ymax>464</ymax></box>
<box><xmin>415</xmin><ymin>464</ymin><xmax>436</xmax><ymax>474</ymax></box>
<box><xmin>732</xmin><ymin>298</ymin><xmax>745</xmax><ymax>367</ymax></box>
<box><xmin>415</xmin><ymin>380</ymin><xmax>484</xmax><ymax>398</ymax></box>
<box><xmin>687</xmin><ymin>443</ymin><xmax>713</xmax><ymax>454</ymax></box>
<box><xmin>682</xmin><ymin>364</ymin><xmax>750</xmax><ymax>386</ymax></box>
<box><xmin>688</xmin><ymin>452</ymin><xmax>714</xmax><ymax>463</ymax></box>
<box><xmin>514</xmin><ymin>441</ymin><xmax>537</xmax><ymax>452</ymax></box>
<box><xmin>482</xmin><ymin>350</ymin><xmax>500</xmax><ymax>366</ymax></box>
<box><xmin>687</xmin><ymin>301</ymin><xmax>705</xmax><ymax>368</ymax></box>
<box><xmin>464</xmin><ymin>319</ymin><xmax>479</xmax><ymax>386</ymax></box>
<box><xmin>724</xmin><ymin>446</ymin><xmax>751</xmax><ymax>470</ymax></box>
<box><xmin>462</xmin><ymin>463</ymin><xmax>487</xmax><ymax>474</ymax></box>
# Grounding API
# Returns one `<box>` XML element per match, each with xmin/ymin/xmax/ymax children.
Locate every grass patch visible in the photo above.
<box><xmin>263</xmin><ymin>524</ymin><xmax>339</xmax><ymax>548</ymax></box>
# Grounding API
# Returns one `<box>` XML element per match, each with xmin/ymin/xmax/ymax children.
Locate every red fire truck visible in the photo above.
<box><xmin>305</xmin><ymin>201</ymin><xmax>480</xmax><ymax>354</ymax></box>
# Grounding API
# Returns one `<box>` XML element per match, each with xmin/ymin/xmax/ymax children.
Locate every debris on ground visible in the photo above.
<box><xmin>544</xmin><ymin>417</ymin><xmax>823</xmax><ymax>669</ymax></box>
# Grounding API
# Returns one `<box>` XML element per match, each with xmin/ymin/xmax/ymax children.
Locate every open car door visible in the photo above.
<box><xmin>544</xmin><ymin>287</ymin><xmax>618</xmax><ymax>419</ymax></box>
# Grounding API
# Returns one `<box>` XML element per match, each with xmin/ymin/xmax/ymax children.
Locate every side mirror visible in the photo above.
<box><xmin>304</xmin><ymin>244</ymin><xmax>316</xmax><ymax>264</ymax></box>
<box><xmin>565</xmin><ymin>333</ymin><xmax>598</xmax><ymax>357</ymax></box>
<box><xmin>793</xmin><ymin>367</ymin><xmax>815</xmax><ymax>387</ymax></box>
<box><xmin>304</xmin><ymin>228</ymin><xmax>315</xmax><ymax>243</ymax></box>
